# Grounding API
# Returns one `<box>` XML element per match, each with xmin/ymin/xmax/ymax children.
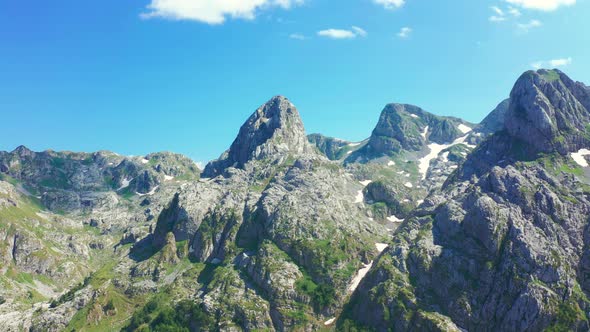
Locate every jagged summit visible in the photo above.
<box><xmin>11</xmin><ymin>145</ymin><xmax>34</xmax><ymax>157</ymax></box>
<box><xmin>203</xmin><ymin>95</ymin><xmax>313</xmax><ymax>177</ymax></box>
<box><xmin>505</xmin><ymin>69</ymin><xmax>590</xmax><ymax>154</ymax></box>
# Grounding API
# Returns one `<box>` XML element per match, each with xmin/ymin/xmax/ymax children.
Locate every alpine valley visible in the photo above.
<box><xmin>2</xmin><ymin>69</ymin><xmax>590</xmax><ymax>332</ymax></box>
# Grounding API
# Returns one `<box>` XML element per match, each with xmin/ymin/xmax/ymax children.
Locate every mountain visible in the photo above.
<box><xmin>360</xmin><ymin>103</ymin><xmax>473</xmax><ymax>157</ymax></box>
<box><xmin>203</xmin><ymin>96</ymin><xmax>313</xmax><ymax>177</ymax></box>
<box><xmin>340</xmin><ymin>69</ymin><xmax>590</xmax><ymax>331</ymax></box>
<box><xmin>2</xmin><ymin>69</ymin><xmax>588</xmax><ymax>331</ymax></box>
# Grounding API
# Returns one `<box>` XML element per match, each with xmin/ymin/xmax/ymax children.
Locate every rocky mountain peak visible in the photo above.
<box><xmin>505</xmin><ymin>69</ymin><xmax>590</xmax><ymax>154</ymax></box>
<box><xmin>11</xmin><ymin>145</ymin><xmax>34</xmax><ymax>158</ymax></box>
<box><xmin>364</xmin><ymin>103</ymin><xmax>469</xmax><ymax>157</ymax></box>
<box><xmin>203</xmin><ymin>96</ymin><xmax>312</xmax><ymax>177</ymax></box>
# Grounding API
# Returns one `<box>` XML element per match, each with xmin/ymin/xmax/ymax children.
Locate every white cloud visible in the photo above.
<box><xmin>351</xmin><ymin>26</ymin><xmax>368</xmax><ymax>37</ymax></box>
<box><xmin>489</xmin><ymin>15</ymin><xmax>507</xmax><ymax>22</ymax></box>
<box><xmin>373</xmin><ymin>0</ymin><xmax>406</xmax><ymax>9</ymax></box>
<box><xmin>289</xmin><ymin>33</ymin><xmax>306</xmax><ymax>40</ymax></box>
<box><xmin>317</xmin><ymin>27</ymin><xmax>367</xmax><ymax>39</ymax></box>
<box><xmin>141</xmin><ymin>0</ymin><xmax>303</xmax><ymax>24</ymax></box>
<box><xmin>397</xmin><ymin>27</ymin><xmax>412</xmax><ymax>38</ymax></box>
<box><xmin>489</xmin><ymin>5</ymin><xmax>521</xmax><ymax>22</ymax></box>
<box><xmin>531</xmin><ymin>57</ymin><xmax>572</xmax><ymax>69</ymax></box>
<box><xmin>517</xmin><ymin>19</ymin><xmax>542</xmax><ymax>31</ymax></box>
<box><xmin>505</xmin><ymin>0</ymin><xmax>576</xmax><ymax>11</ymax></box>
<box><xmin>549</xmin><ymin>57</ymin><xmax>573</xmax><ymax>66</ymax></box>
<box><xmin>508</xmin><ymin>6</ymin><xmax>522</xmax><ymax>16</ymax></box>
<box><xmin>491</xmin><ymin>6</ymin><xmax>505</xmax><ymax>15</ymax></box>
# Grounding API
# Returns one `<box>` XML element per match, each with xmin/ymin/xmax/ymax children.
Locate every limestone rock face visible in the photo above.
<box><xmin>477</xmin><ymin>98</ymin><xmax>510</xmax><ymax>135</ymax></box>
<box><xmin>307</xmin><ymin>133</ymin><xmax>351</xmax><ymax>160</ymax></box>
<box><xmin>505</xmin><ymin>69</ymin><xmax>590</xmax><ymax>154</ymax></box>
<box><xmin>203</xmin><ymin>96</ymin><xmax>313</xmax><ymax>177</ymax></box>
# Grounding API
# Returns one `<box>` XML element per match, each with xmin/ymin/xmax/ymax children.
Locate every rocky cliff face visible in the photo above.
<box><xmin>203</xmin><ymin>96</ymin><xmax>313</xmax><ymax>177</ymax></box>
<box><xmin>307</xmin><ymin>134</ymin><xmax>354</xmax><ymax>160</ymax></box>
<box><xmin>361</xmin><ymin>103</ymin><xmax>472</xmax><ymax>157</ymax></box>
<box><xmin>341</xmin><ymin>69</ymin><xmax>590</xmax><ymax>331</ymax></box>
<box><xmin>506</xmin><ymin>69</ymin><xmax>590</xmax><ymax>154</ymax></box>
<box><xmin>477</xmin><ymin>98</ymin><xmax>510</xmax><ymax>135</ymax></box>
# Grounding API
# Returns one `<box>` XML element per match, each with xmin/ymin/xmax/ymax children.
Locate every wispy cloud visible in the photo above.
<box><xmin>373</xmin><ymin>0</ymin><xmax>406</xmax><ymax>9</ymax></box>
<box><xmin>141</xmin><ymin>0</ymin><xmax>304</xmax><ymax>24</ymax></box>
<box><xmin>289</xmin><ymin>33</ymin><xmax>306</xmax><ymax>40</ymax></box>
<box><xmin>531</xmin><ymin>57</ymin><xmax>572</xmax><ymax>69</ymax></box>
<box><xmin>505</xmin><ymin>0</ymin><xmax>576</xmax><ymax>11</ymax></box>
<box><xmin>517</xmin><ymin>19</ymin><xmax>542</xmax><ymax>32</ymax></box>
<box><xmin>351</xmin><ymin>26</ymin><xmax>368</xmax><ymax>37</ymax></box>
<box><xmin>317</xmin><ymin>27</ymin><xmax>367</xmax><ymax>39</ymax></box>
<box><xmin>489</xmin><ymin>5</ymin><xmax>521</xmax><ymax>22</ymax></box>
<box><xmin>397</xmin><ymin>27</ymin><xmax>412</xmax><ymax>39</ymax></box>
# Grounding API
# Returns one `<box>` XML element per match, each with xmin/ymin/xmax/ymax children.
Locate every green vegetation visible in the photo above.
<box><xmin>123</xmin><ymin>293</ymin><xmax>201</xmax><ymax>332</ymax></box>
<box><xmin>50</xmin><ymin>276</ymin><xmax>91</xmax><ymax>308</ymax></box>
<box><xmin>295</xmin><ymin>274</ymin><xmax>336</xmax><ymax>309</ymax></box>
<box><xmin>0</xmin><ymin>173</ymin><xmax>19</xmax><ymax>186</ymax></box>
<box><xmin>541</xmin><ymin>70</ymin><xmax>561</xmax><ymax>82</ymax></box>
<box><xmin>545</xmin><ymin>300</ymin><xmax>587</xmax><ymax>332</ymax></box>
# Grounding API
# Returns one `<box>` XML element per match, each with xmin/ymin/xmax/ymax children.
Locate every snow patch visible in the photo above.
<box><xmin>117</xmin><ymin>178</ymin><xmax>131</xmax><ymax>191</ymax></box>
<box><xmin>346</xmin><ymin>150</ymin><xmax>353</xmax><ymax>155</ymax></box>
<box><xmin>410</xmin><ymin>114</ymin><xmax>419</xmax><ymax>118</ymax></box>
<box><xmin>387</xmin><ymin>160</ymin><xmax>395</xmax><ymax>166</ymax></box>
<box><xmin>136</xmin><ymin>185</ymin><xmax>159</xmax><ymax>197</ymax></box>
<box><xmin>359</xmin><ymin>180</ymin><xmax>372</xmax><ymax>186</ymax></box>
<box><xmin>324</xmin><ymin>318</ymin><xmax>336</xmax><ymax>326</ymax></box>
<box><xmin>375</xmin><ymin>243</ymin><xmax>388</xmax><ymax>252</ymax></box>
<box><xmin>458</xmin><ymin>124</ymin><xmax>472</xmax><ymax>134</ymax></box>
<box><xmin>164</xmin><ymin>175</ymin><xmax>174</xmax><ymax>181</ymax></box>
<box><xmin>418</xmin><ymin>134</ymin><xmax>475</xmax><ymax>180</ymax></box>
<box><xmin>421</xmin><ymin>126</ymin><xmax>429</xmax><ymax>139</ymax></box>
<box><xmin>404</xmin><ymin>182</ymin><xmax>413</xmax><ymax>188</ymax></box>
<box><xmin>387</xmin><ymin>215</ymin><xmax>404</xmax><ymax>223</ymax></box>
<box><xmin>141</xmin><ymin>158</ymin><xmax>149</xmax><ymax>164</ymax></box>
<box><xmin>348</xmin><ymin>261</ymin><xmax>374</xmax><ymax>293</ymax></box>
<box><xmin>571</xmin><ymin>149</ymin><xmax>590</xmax><ymax>167</ymax></box>
<box><xmin>348</xmin><ymin>142</ymin><xmax>361</xmax><ymax>147</ymax></box>
<box><xmin>354</xmin><ymin>190</ymin><xmax>364</xmax><ymax>204</ymax></box>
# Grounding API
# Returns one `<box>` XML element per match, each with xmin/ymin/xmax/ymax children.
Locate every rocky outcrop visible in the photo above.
<box><xmin>505</xmin><ymin>69</ymin><xmax>590</xmax><ymax>154</ymax></box>
<box><xmin>308</xmin><ymin>133</ymin><xmax>353</xmax><ymax>160</ymax></box>
<box><xmin>203</xmin><ymin>96</ymin><xmax>313</xmax><ymax>177</ymax></box>
<box><xmin>0</xmin><ymin>148</ymin><xmax>200</xmax><ymax>213</ymax></box>
<box><xmin>477</xmin><ymin>98</ymin><xmax>510</xmax><ymax>134</ymax></box>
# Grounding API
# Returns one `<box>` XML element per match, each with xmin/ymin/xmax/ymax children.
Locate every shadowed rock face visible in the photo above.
<box><xmin>307</xmin><ymin>134</ymin><xmax>351</xmax><ymax>160</ymax></box>
<box><xmin>478</xmin><ymin>98</ymin><xmax>510</xmax><ymax>134</ymax></box>
<box><xmin>203</xmin><ymin>96</ymin><xmax>312</xmax><ymax>177</ymax></box>
<box><xmin>506</xmin><ymin>69</ymin><xmax>590</xmax><ymax>154</ymax></box>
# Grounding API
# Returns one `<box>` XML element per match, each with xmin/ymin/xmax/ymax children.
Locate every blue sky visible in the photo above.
<box><xmin>1</xmin><ymin>0</ymin><xmax>588</xmax><ymax>163</ymax></box>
